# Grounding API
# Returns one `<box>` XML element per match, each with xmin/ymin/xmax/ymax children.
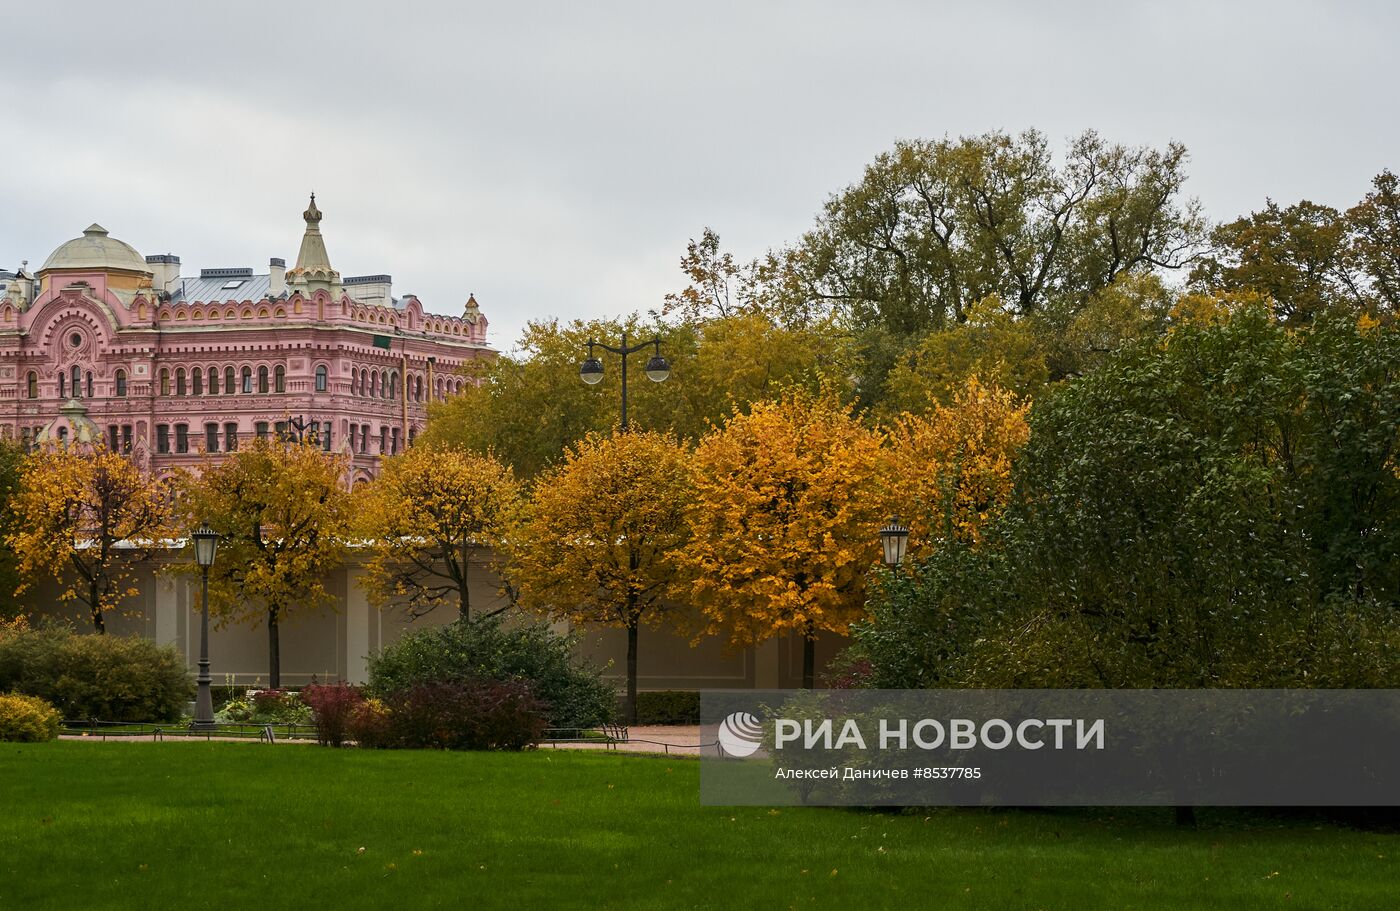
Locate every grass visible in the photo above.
<box><xmin>2</xmin><ymin>742</ymin><xmax>1398</xmax><ymax>910</ymax></box>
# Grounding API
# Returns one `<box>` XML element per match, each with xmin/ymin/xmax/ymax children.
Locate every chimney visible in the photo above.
<box><xmin>269</xmin><ymin>257</ymin><xmax>286</xmax><ymax>296</ymax></box>
<box><xmin>145</xmin><ymin>254</ymin><xmax>181</xmax><ymax>295</ymax></box>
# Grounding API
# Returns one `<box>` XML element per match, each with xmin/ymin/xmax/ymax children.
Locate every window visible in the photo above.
<box><xmin>315</xmin><ymin>365</ymin><xmax>328</xmax><ymax>392</ymax></box>
<box><xmin>108</xmin><ymin>425</ymin><xmax>119</xmax><ymax>451</ymax></box>
<box><xmin>274</xmin><ymin>421</ymin><xmax>287</xmax><ymax>440</ymax></box>
<box><xmin>20</xmin><ymin>428</ymin><xmax>30</xmax><ymax>451</ymax></box>
<box><xmin>379</xmin><ymin>426</ymin><xmax>387</xmax><ymax>454</ymax></box>
<box><xmin>241</xmin><ymin>367</ymin><xmax>252</xmax><ymax>394</ymax></box>
<box><xmin>360</xmin><ymin>369</ymin><xmax>368</xmax><ymax>396</ymax></box>
<box><xmin>205</xmin><ymin>423</ymin><xmax>219</xmax><ymax>453</ymax></box>
<box><xmin>57</xmin><ymin>426</ymin><xmax>68</xmax><ymax>445</ymax></box>
<box><xmin>121</xmin><ymin>425</ymin><xmax>132</xmax><ymax>454</ymax></box>
<box><xmin>361</xmin><ymin>424</ymin><xmax>369</xmax><ymax>453</ymax></box>
<box><xmin>26</xmin><ymin>371</ymin><xmax>37</xmax><ymax>399</ymax></box>
<box><xmin>57</xmin><ymin>372</ymin><xmax>65</xmax><ymax>398</ymax></box>
<box><xmin>86</xmin><ymin>371</ymin><xmax>93</xmax><ymax>398</ymax></box>
<box><xmin>390</xmin><ymin>427</ymin><xmax>400</xmax><ymax>455</ymax></box>
<box><xmin>408</xmin><ymin>426</ymin><xmax>417</xmax><ymax>446</ymax></box>
<box><xmin>156</xmin><ymin>424</ymin><xmax>170</xmax><ymax>454</ymax></box>
<box><xmin>258</xmin><ymin>366</ymin><xmax>269</xmax><ymax>394</ymax></box>
<box><xmin>414</xmin><ymin>375</ymin><xmax>422</xmax><ymax>402</ymax></box>
<box><xmin>192</xmin><ymin>368</ymin><xmax>203</xmax><ymax>396</ymax></box>
<box><xmin>321</xmin><ymin>422</ymin><xmax>332</xmax><ymax>451</ymax></box>
<box><xmin>224</xmin><ymin>423</ymin><xmax>238</xmax><ymax>451</ymax></box>
<box><xmin>72</xmin><ymin>365</ymin><xmax>82</xmax><ymax>398</ymax></box>
<box><xmin>274</xmin><ymin>365</ymin><xmax>285</xmax><ymax>393</ymax></box>
<box><xmin>255</xmin><ymin>422</ymin><xmax>269</xmax><ymax>440</ymax></box>
<box><xmin>115</xmin><ymin>370</ymin><xmax>126</xmax><ymax>397</ymax></box>
<box><xmin>389</xmin><ymin>371</ymin><xmax>399</xmax><ymax>401</ymax></box>
<box><xmin>370</xmin><ymin>372</ymin><xmax>378</xmax><ymax>398</ymax></box>
<box><xmin>207</xmin><ymin>367</ymin><xmax>219</xmax><ymax>395</ymax></box>
<box><xmin>175</xmin><ymin>368</ymin><xmax>186</xmax><ymax>396</ymax></box>
<box><xmin>349</xmin><ymin>425</ymin><xmax>357</xmax><ymax>452</ymax></box>
<box><xmin>175</xmin><ymin>423</ymin><xmax>189</xmax><ymax>454</ymax></box>
<box><xmin>225</xmin><ymin>367</ymin><xmax>236</xmax><ymax>395</ymax></box>
<box><xmin>159</xmin><ymin>368</ymin><xmax>170</xmax><ymax>397</ymax></box>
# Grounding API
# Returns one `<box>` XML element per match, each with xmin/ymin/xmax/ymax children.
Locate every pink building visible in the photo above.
<box><xmin>0</xmin><ymin>196</ymin><xmax>493</xmax><ymax>483</ymax></box>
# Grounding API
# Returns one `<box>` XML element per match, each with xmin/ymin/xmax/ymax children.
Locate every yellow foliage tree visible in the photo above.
<box><xmin>682</xmin><ymin>392</ymin><xmax>889</xmax><ymax>687</ymax></box>
<box><xmin>884</xmin><ymin>376</ymin><xmax>1031</xmax><ymax>555</ymax></box>
<box><xmin>511</xmin><ymin>430</ymin><xmax>693</xmax><ymax>722</ymax></box>
<box><xmin>176</xmin><ymin>439</ymin><xmax>350</xmax><ymax>688</ymax></box>
<box><xmin>356</xmin><ymin>447</ymin><xmax>522</xmax><ymax>621</ymax></box>
<box><xmin>7</xmin><ymin>446</ymin><xmax>169</xmax><ymax>633</ymax></box>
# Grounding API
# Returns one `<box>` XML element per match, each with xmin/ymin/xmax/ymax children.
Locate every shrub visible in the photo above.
<box><xmin>218</xmin><ymin>690</ymin><xmax>312</xmax><ymax>725</ymax></box>
<box><xmin>348</xmin><ymin>697</ymin><xmax>393</xmax><ymax>748</ymax></box>
<box><xmin>0</xmin><ymin>626</ymin><xmax>192</xmax><ymax>722</ymax></box>
<box><xmin>367</xmin><ymin>618</ymin><xmax>615</xmax><ymax>727</ymax></box>
<box><xmin>371</xmin><ymin>681</ymin><xmax>547</xmax><ymax>751</ymax></box>
<box><xmin>634</xmin><ymin>690</ymin><xmax>700</xmax><ymax>725</ymax></box>
<box><xmin>0</xmin><ymin>693</ymin><xmax>62</xmax><ymax>742</ymax></box>
<box><xmin>301</xmin><ymin>683</ymin><xmax>364</xmax><ymax>747</ymax></box>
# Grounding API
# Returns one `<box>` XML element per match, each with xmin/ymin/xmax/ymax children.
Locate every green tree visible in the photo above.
<box><xmin>770</xmin><ymin>130</ymin><xmax>1204</xmax><ymax>337</ymax></box>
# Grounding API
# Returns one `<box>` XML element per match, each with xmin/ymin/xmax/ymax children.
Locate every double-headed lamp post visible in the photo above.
<box><xmin>579</xmin><ymin>331</ymin><xmax>670</xmax><ymax>429</ymax></box>
<box><xmin>879</xmin><ymin>516</ymin><xmax>910</xmax><ymax>570</ymax></box>
<box><xmin>191</xmin><ymin>525</ymin><xmax>221</xmax><ymax>732</ymax></box>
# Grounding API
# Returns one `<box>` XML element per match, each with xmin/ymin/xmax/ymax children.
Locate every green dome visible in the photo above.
<box><xmin>40</xmin><ymin>224</ymin><xmax>150</xmax><ymax>275</ymax></box>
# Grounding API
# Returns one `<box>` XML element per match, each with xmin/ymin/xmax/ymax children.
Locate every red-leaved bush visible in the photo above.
<box><xmin>300</xmin><ymin>683</ymin><xmax>364</xmax><ymax>747</ymax></box>
<box><xmin>375</xmin><ymin>680</ymin><xmax>547</xmax><ymax>751</ymax></box>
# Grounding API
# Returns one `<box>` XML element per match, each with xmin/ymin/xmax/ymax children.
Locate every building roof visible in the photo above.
<box><xmin>36</xmin><ymin>399</ymin><xmax>105</xmax><ymax>447</ymax></box>
<box><xmin>168</xmin><ymin>269</ymin><xmax>274</xmax><ymax>304</ymax></box>
<box><xmin>41</xmin><ymin>224</ymin><xmax>151</xmax><ymax>275</ymax></box>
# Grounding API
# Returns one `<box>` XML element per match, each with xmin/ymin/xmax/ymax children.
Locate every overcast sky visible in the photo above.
<box><xmin>1</xmin><ymin>1</ymin><xmax>1394</xmax><ymax>351</ymax></box>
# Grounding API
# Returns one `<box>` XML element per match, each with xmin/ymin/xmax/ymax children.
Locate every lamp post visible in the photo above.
<box><xmin>879</xmin><ymin>516</ymin><xmax>909</xmax><ymax>570</ymax></box>
<box><xmin>579</xmin><ymin>331</ymin><xmax>670</xmax><ymax>430</ymax></box>
<box><xmin>190</xmin><ymin>525</ymin><xmax>220</xmax><ymax>732</ymax></box>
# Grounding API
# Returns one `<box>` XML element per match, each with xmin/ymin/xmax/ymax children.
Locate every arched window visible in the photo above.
<box><xmin>360</xmin><ymin>369</ymin><xmax>368</xmax><ymax>396</ymax></box>
<box><xmin>225</xmin><ymin>366</ymin><xmax>236</xmax><ymax>395</ymax></box>
<box><xmin>58</xmin><ymin>371</ymin><xmax>65</xmax><ymax>398</ymax></box>
<box><xmin>241</xmin><ymin>366</ymin><xmax>253</xmax><ymax>394</ymax></box>
<box><xmin>370</xmin><ymin>372</ymin><xmax>379</xmax><ymax>398</ymax></box>
<box><xmin>175</xmin><ymin>368</ymin><xmax>186</xmax><ymax>396</ymax></box>
<box><xmin>258</xmin><ymin>366</ymin><xmax>269</xmax><ymax>394</ymax></box>
<box><xmin>274</xmin><ymin>365</ymin><xmax>286</xmax><ymax>393</ymax></box>
<box><xmin>192</xmin><ymin>368</ymin><xmax>203</xmax><ymax>396</ymax></box>
<box><xmin>159</xmin><ymin>368</ymin><xmax>170</xmax><ymax>397</ymax></box>
<box><xmin>26</xmin><ymin>371</ymin><xmax>37</xmax><ymax>399</ymax></box>
<box><xmin>380</xmin><ymin>370</ymin><xmax>389</xmax><ymax>399</ymax></box>
<box><xmin>86</xmin><ymin>371</ymin><xmax>93</xmax><ymax>398</ymax></box>
<box><xmin>414</xmin><ymin>375</ymin><xmax>422</xmax><ymax>402</ymax></box>
<box><xmin>72</xmin><ymin>365</ymin><xmax>82</xmax><ymax>398</ymax></box>
<box><xmin>115</xmin><ymin>370</ymin><xmax>126</xmax><ymax>398</ymax></box>
<box><xmin>315</xmin><ymin>365</ymin><xmax>328</xmax><ymax>392</ymax></box>
<box><xmin>389</xmin><ymin>371</ymin><xmax>399</xmax><ymax>401</ymax></box>
<box><xmin>208</xmin><ymin>367</ymin><xmax>219</xmax><ymax>395</ymax></box>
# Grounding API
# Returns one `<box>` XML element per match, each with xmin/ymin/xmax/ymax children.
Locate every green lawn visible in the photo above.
<box><xmin>1</xmin><ymin>742</ymin><xmax>1397</xmax><ymax>910</ymax></box>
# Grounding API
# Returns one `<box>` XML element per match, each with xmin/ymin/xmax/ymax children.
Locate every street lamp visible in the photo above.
<box><xmin>190</xmin><ymin>524</ymin><xmax>220</xmax><ymax>732</ymax></box>
<box><xmin>879</xmin><ymin>516</ymin><xmax>909</xmax><ymax>569</ymax></box>
<box><xmin>578</xmin><ymin>332</ymin><xmax>670</xmax><ymax>430</ymax></box>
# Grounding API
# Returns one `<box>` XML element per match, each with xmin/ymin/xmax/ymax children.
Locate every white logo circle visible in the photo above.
<box><xmin>717</xmin><ymin>711</ymin><xmax>764</xmax><ymax>757</ymax></box>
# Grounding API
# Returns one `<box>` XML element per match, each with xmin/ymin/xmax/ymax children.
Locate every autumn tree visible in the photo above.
<box><xmin>357</xmin><ymin>447</ymin><xmax>521</xmax><ymax>621</ymax></box>
<box><xmin>7</xmin><ymin>446</ymin><xmax>169</xmax><ymax>633</ymax></box>
<box><xmin>683</xmin><ymin>392</ymin><xmax>889</xmax><ymax>688</ymax></box>
<box><xmin>177</xmin><ymin>439</ymin><xmax>351</xmax><ymax>688</ymax></box>
<box><xmin>884</xmin><ymin>376</ymin><xmax>1030</xmax><ymax>555</ymax></box>
<box><xmin>0</xmin><ymin>439</ymin><xmax>25</xmax><ymax>620</ymax></box>
<box><xmin>511</xmin><ymin>430</ymin><xmax>692</xmax><ymax>722</ymax></box>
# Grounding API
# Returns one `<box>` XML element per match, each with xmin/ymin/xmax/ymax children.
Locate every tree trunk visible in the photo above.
<box><xmin>626</xmin><ymin>618</ymin><xmax>639</xmax><ymax>725</ymax></box>
<box><xmin>802</xmin><ymin>621</ymin><xmax>815</xmax><ymax>690</ymax></box>
<box><xmin>268</xmin><ymin>607</ymin><xmax>281</xmax><ymax>690</ymax></box>
<box><xmin>90</xmin><ymin>578</ymin><xmax>105</xmax><ymax>634</ymax></box>
<box><xmin>458</xmin><ymin>539</ymin><xmax>471</xmax><ymax>622</ymax></box>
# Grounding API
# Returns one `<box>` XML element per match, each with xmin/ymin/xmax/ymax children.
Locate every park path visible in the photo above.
<box><xmin>59</xmin><ymin>724</ymin><xmax>707</xmax><ymax>756</ymax></box>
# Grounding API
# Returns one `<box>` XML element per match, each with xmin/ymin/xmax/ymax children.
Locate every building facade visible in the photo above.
<box><xmin>0</xmin><ymin>196</ymin><xmax>493</xmax><ymax>483</ymax></box>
